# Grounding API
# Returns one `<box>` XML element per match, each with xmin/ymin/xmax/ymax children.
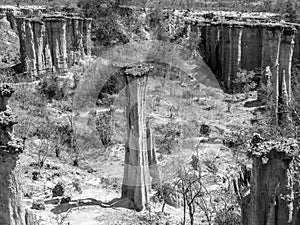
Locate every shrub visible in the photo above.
<box><xmin>215</xmin><ymin>208</ymin><xmax>241</xmax><ymax>225</ymax></box>
<box><xmin>231</xmin><ymin>69</ymin><xmax>257</xmax><ymax>94</ymax></box>
<box><xmin>38</xmin><ymin>73</ymin><xmax>65</xmax><ymax>100</ymax></box>
<box><xmin>77</xmin><ymin>0</ymin><xmax>128</xmax><ymax>46</ymax></box>
<box><xmin>95</xmin><ymin>111</ymin><xmax>113</xmax><ymax>146</ymax></box>
<box><xmin>154</xmin><ymin>122</ymin><xmax>181</xmax><ymax>154</ymax></box>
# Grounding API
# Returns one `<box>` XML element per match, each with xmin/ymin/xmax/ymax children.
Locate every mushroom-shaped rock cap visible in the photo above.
<box><xmin>249</xmin><ymin>137</ymin><xmax>299</xmax><ymax>161</ymax></box>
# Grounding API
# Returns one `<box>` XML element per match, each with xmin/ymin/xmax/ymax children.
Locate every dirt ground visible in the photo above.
<box><xmin>14</xmin><ymin>76</ymin><xmax>255</xmax><ymax>225</ymax></box>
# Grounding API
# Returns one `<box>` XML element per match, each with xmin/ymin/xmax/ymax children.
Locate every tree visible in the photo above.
<box><xmin>14</xmin><ymin>0</ymin><xmax>21</xmax><ymax>7</ymax></box>
<box><xmin>77</xmin><ymin>0</ymin><xmax>128</xmax><ymax>46</ymax></box>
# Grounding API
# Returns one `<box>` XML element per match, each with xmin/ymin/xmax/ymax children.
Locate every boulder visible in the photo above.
<box><xmin>31</xmin><ymin>200</ymin><xmax>45</xmax><ymax>210</ymax></box>
<box><xmin>52</xmin><ymin>182</ymin><xmax>64</xmax><ymax>197</ymax></box>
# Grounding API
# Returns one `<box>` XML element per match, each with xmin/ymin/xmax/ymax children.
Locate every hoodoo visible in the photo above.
<box><xmin>243</xmin><ymin>137</ymin><xmax>300</xmax><ymax>225</ymax></box>
<box><xmin>0</xmin><ymin>84</ymin><xmax>24</xmax><ymax>225</ymax></box>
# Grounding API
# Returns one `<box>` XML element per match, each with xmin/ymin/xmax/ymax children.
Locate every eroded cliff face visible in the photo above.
<box><xmin>14</xmin><ymin>15</ymin><xmax>92</xmax><ymax>77</ymax></box>
<box><xmin>145</xmin><ymin>9</ymin><xmax>298</xmax><ymax>124</ymax></box>
<box><xmin>0</xmin><ymin>84</ymin><xmax>24</xmax><ymax>225</ymax></box>
<box><xmin>0</xmin><ymin>6</ymin><xmax>92</xmax><ymax>77</ymax></box>
<box><xmin>159</xmin><ymin>10</ymin><xmax>298</xmax><ymax>93</ymax></box>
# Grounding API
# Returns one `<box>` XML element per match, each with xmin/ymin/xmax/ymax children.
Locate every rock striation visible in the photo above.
<box><xmin>14</xmin><ymin>15</ymin><xmax>92</xmax><ymax>77</ymax></box>
<box><xmin>0</xmin><ymin>6</ymin><xmax>92</xmax><ymax>77</ymax></box>
<box><xmin>118</xmin><ymin>8</ymin><xmax>300</xmax><ymax>122</ymax></box>
<box><xmin>121</xmin><ymin>64</ymin><xmax>153</xmax><ymax>211</ymax></box>
<box><xmin>0</xmin><ymin>84</ymin><xmax>24</xmax><ymax>225</ymax></box>
<box><xmin>139</xmin><ymin>8</ymin><xmax>299</xmax><ymax>124</ymax></box>
<box><xmin>159</xmin><ymin>10</ymin><xmax>298</xmax><ymax>93</ymax></box>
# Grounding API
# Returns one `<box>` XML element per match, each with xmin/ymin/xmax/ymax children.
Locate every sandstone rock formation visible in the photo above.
<box><xmin>74</xmin><ymin>40</ymin><xmax>221</xmax><ymax>211</ymax></box>
<box><xmin>14</xmin><ymin>15</ymin><xmax>92</xmax><ymax>77</ymax></box>
<box><xmin>144</xmin><ymin>9</ymin><xmax>298</xmax><ymax>124</ymax></box>
<box><xmin>0</xmin><ymin>6</ymin><xmax>92</xmax><ymax>77</ymax></box>
<box><xmin>161</xmin><ymin>10</ymin><xmax>298</xmax><ymax>93</ymax></box>
<box><xmin>0</xmin><ymin>14</ymin><xmax>19</xmax><ymax>68</ymax></box>
<box><xmin>0</xmin><ymin>84</ymin><xmax>24</xmax><ymax>225</ymax></box>
<box><xmin>120</xmin><ymin>65</ymin><xmax>152</xmax><ymax>211</ymax></box>
<box><xmin>242</xmin><ymin>137</ymin><xmax>300</xmax><ymax>225</ymax></box>
<box><xmin>113</xmin><ymin>8</ymin><xmax>300</xmax><ymax>125</ymax></box>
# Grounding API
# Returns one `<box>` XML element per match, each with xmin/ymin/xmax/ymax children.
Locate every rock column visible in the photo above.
<box><xmin>25</xmin><ymin>20</ymin><xmax>37</xmax><ymax>77</ymax></box>
<box><xmin>259</xmin><ymin>27</ymin><xmax>282</xmax><ymax>108</ymax></box>
<box><xmin>59</xmin><ymin>19</ymin><xmax>68</xmax><ymax>73</ymax></box>
<box><xmin>0</xmin><ymin>84</ymin><xmax>24</xmax><ymax>225</ymax></box>
<box><xmin>246</xmin><ymin>138</ymin><xmax>299</xmax><ymax>225</ymax></box>
<box><xmin>146</xmin><ymin>120</ymin><xmax>160</xmax><ymax>187</ymax></box>
<box><xmin>220</xmin><ymin>25</ymin><xmax>232</xmax><ymax>89</ymax></box>
<box><xmin>15</xmin><ymin>17</ymin><xmax>27</xmax><ymax>73</ymax></box>
<box><xmin>44</xmin><ymin>16</ymin><xmax>68</xmax><ymax>74</ymax></box>
<box><xmin>278</xmin><ymin>27</ymin><xmax>296</xmax><ymax>103</ymax></box>
<box><xmin>66</xmin><ymin>18</ymin><xmax>73</xmax><ymax>66</ymax></box>
<box><xmin>205</xmin><ymin>25</ymin><xmax>220</xmax><ymax>79</ymax></box>
<box><xmin>230</xmin><ymin>25</ymin><xmax>243</xmax><ymax>89</ymax></box>
<box><xmin>241</xmin><ymin>26</ymin><xmax>263</xmax><ymax>71</ymax></box>
<box><xmin>293</xmin><ymin>27</ymin><xmax>300</xmax><ymax>61</ymax></box>
<box><xmin>83</xmin><ymin>18</ymin><xmax>92</xmax><ymax>56</ymax></box>
<box><xmin>33</xmin><ymin>21</ymin><xmax>46</xmax><ymax>75</ymax></box>
<box><xmin>122</xmin><ymin>72</ymin><xmax>150</xmax><ymax>212</ymax></box>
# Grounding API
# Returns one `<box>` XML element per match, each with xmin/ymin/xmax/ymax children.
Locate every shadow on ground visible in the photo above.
<box><xmin>50</xmin><ymin>197</ymin><xmax>137</xmax><ymax>214</ymax></box>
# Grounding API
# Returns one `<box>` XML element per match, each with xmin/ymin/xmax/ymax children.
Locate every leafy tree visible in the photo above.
<box><xmin>95</xmin><ymin>110</ymin><xmax>113</xmax><ymax>146</ymax></box>
<box><xmin>154</xmin><ymin>122</ymin><xmax>181</xmax><ymax>154</ymax></box>
<box><xmin>77</xmin><ymin>0</ymin><xmax>129</xmax><ymax>46</ymax></box>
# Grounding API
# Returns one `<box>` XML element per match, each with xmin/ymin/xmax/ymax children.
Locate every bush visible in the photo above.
<box><xmin>95</xmin><ymin>111</ymin><xmax>113</xmax><ymax>146</ymax></box>
<box><xmin>231</xmin><ymin>69</ymin><xmax>257</xmax><ymax>94</ymax></box>
<box><xmin>154</xmin><ymin>122</ymin><xmax>181</xmax><ymax>154</ymax></box>
<box><xmin>38</xmin><ymin>73</ymin><xmax>65</xmax><ymax>100</ymax></box>
<box><xmin>77</xmin><ymin>0</ymin><xmax>128</xmax><ymax>46</ymax></box>
<box><xmin>215</xmin><ymin>208</ymin><xmax>241</xmax><ymax>225</ymax></box>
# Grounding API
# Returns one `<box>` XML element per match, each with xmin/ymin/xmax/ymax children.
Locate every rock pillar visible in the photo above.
<box><xmin>59</xmin><ymin>19</ymin><xmax>68</xmax><ymax>73</ymax></box>
<box><xmin>33</xmin><ymin>21</ymin><xmax>46</xmax><ymax>75</ymax></box>
<box><xmin>73</xmin><ymin>17</ymin><xmax>85</xmax><ymax>59</ymax></box>
<box><xmin>246</xmin><ymin>138</ymin><xmax>299</xmax><ymax>225</ymax></box>
<box><xmin>83</xmin><ymin>18</ymin><xmax>92</xmax><ymax>56</ymax></box>
<box><xmin>122</xmin><ymin>73</ymin><xmax>150</xmax><ymax>212</ymax></box>
<box><xmin>220</xmin><ymin>25</ymin><xmax>231</xmax><ymax>89</ymax></box>
<box><xmin>25</xmin><ymin>20</ymin><xmax>37</xmax><ymax>77</ymax></box>
<box><xmin>0</xmin><ymin>84</ymin><xmax>24</xmax><ymax>225</ymax></box>
<box><xmin>15</xmin><ymin>17</ymin><xmax>27</xmax><ymax>73</ymax></box>
<box><xmin>278</xmin><ymin>70</ymin><xmax>292</xmax><ymax>126</ymax></box>
<box><xmin>259</xmin><ymin>27</ymin><xmax>281</xmax><ymax>107</ymax></box>
<box><xmin>44</xmin><ymin>43</ymin><xmax>53</xmax><ymax>73</ymax></box>
<box><xmin>230</xmin><ymin>25</ymin><xmax>243</xmax><ymax>89</ymax></box>
<box><xmin>241</xmin><ymin>27</ymin><xmax>263</xmax><ymax>71</ymax></box>
<box><xmin>293</xmin><ymin>28</ymin><xmax>300</xmax><ymax>61</ymax></box>
<box><xmin>66</xmin><ymin>18</ymin><xmax>73</xmax><ymax>66</ymax></box>
<box><xmin>44</xmin><ymin>16</ymin><xmax>68</xmax><ymax>74</ymax></box>
<box><xmin>6</xmin><ymin>11</ymin><xmax>17</xmax><ymax>32</ymax></box>
<box><xmin>146</xmin><ymin>120</ymin><xmax>161</xmax><ymax>187</ymax></box>
<box><xmin>278</xmin><ymin>27</ymin><xmax>296</xmax><ymax>104</ymax></box>
<box><xmin>205</xmin><ymin>25</ymin><xmax>220</xmax><ymax>79</ymax></box>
